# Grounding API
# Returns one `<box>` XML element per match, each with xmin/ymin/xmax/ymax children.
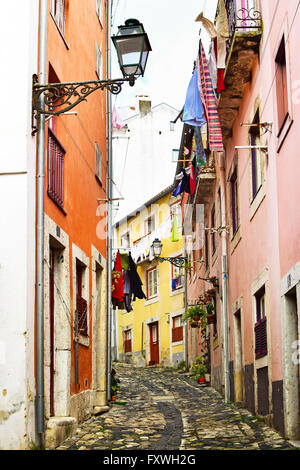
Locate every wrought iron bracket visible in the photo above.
<box><xmin>157</xmin><ymin>256</ymin><xmax>188</xmax><ymax>268</ymax></box>
<box><xmin>199</xmin><ymin>276</ymin><xmax>219</xmax><ymax>290</ymax></box>
<box><xmin>32</xmin><ymin>73</ymin><xmax>135</xmax><ymax>135</ymax></box>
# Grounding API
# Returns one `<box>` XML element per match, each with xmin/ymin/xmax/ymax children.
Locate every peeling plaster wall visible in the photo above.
<box><xmin>0</xmin><ymin>0</ymin><xmax>38</xmax><ymax>450</ymax></box>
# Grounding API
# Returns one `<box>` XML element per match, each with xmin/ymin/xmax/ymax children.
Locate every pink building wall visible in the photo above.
<box><xmin>182</xmin><ymin>0</ymin><xmax>300</xmax><ymax>439</ymax></box>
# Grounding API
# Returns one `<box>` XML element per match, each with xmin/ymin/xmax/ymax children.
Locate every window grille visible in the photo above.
<box><xmin>47</xmin><ymin>129</ymin><xmax>65</xmax><ymax>209</ymax></box>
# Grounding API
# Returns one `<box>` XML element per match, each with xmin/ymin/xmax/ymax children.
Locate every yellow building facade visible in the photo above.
<box><xmin>114</xmin><ymin>186</ymin><xmax>186</xmax><ymax>368</ymax></box>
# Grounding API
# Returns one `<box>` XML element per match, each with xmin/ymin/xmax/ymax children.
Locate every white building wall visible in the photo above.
<box><xmin>0</xmin><ymin>0</ymin><xmax>38</xmax><ymax>449</ymax></box>
<box><xmin>112</xmin><ymin>101</ymin><xmax>183</xmax><ymax>223</ymax></box>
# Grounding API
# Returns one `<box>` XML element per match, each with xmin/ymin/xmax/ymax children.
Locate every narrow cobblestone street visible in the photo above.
<box><xmin>54</xmin><ymin>363</ymin><xmax>298</xmax><ymax>452</ymax></box>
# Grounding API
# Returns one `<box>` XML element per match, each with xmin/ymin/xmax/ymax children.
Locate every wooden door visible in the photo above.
<box><xmin>149</xmin><ymin>322</ymin><xmax>159</xmax><ymax>365</ymax></box>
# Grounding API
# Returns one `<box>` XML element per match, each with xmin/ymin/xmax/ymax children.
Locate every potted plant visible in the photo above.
<box><xmin>183</xmin><ymin>305</ymin><xmax>206</xmax><ymax>326</ymax></box>
<box><xmin>110</xmin><ymin>369</ymin><xmax>120</xmax><ymax>401</ymax></box>
<box><xmin>191</xmin><ymin>357</ymin><xmax>207</xmax><ymax>384</ymax></box>
<box><xmin>206</xmin><ymin>301</ymin><xmax>216</xmax><ymax>324</ymax></box>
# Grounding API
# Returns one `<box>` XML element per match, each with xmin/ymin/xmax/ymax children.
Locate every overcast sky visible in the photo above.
<box><xmin>111</xmin><ymin>0</ymin><xmax>218</xmax><ymax>113</ymax></box>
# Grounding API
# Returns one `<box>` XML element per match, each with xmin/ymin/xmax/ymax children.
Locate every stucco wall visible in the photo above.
<box><xmin>0</xmin><ymin>0</ymin><xmax>38</xmax><ymax>450</ymax></box>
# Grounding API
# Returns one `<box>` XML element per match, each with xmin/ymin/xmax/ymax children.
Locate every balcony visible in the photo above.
<box><xmin>218</xmin><ymin>0</ymin><xmax>263</xmax><ymax>141</ymax></box>
<box><xmin>193</xmin><ymin>152</ymin><xmax>216</xmax><ymax>206</ymax></box>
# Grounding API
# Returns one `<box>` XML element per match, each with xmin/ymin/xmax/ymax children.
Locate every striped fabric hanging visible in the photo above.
<box><xmin>196</xmin><ymin>42</ymin><xmax>224</xmax><ymax>152</ymax></box>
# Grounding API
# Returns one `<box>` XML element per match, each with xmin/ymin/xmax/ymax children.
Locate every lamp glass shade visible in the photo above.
<box><xmin>112</xmin><ymin>19</ymin><xmax>151</xmax><ymax>78</ymax></box>
<box><xmin>151</xmin><ymin>239</ymin><xmax>163</xmax><ymax>258</ymax></box>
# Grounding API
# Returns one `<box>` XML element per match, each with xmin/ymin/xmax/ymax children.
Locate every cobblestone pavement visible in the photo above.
<box><xmin>55</xmin><ymin>363</ymin><xmax>297</xmax><ymax>451</ymax></box>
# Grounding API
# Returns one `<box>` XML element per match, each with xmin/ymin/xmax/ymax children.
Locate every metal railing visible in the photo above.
<box><xmin>225</xmin><ymin>0</ymin><xmax>262</xmax><ymax>60</ymax></box>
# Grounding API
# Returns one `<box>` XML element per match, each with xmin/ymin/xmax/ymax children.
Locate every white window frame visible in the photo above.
<box><xmin>147</xmin><ymin>266</ymin><xmax>158</xmax><ymax>300</ymax></box>
<box><xmin>171</xmin><ymin>262</ymin><xmax>184</xmax><ymax>291</ymax></box>
<box><xmin>95</xmin><ymin>142</ymin><xmax>102</xmax><ymax>184</ymax></box>
<box><xmin>170</xmin><ymin>201</ymin><xmax>182</xmax><ymax>231</ymax></box>
<box><xmin>144</xmin><ymin>213</ymin><xmax>155</xmax><ymax>236</ymax></box>
<box><xmin>96</xmin><ymin>43</ymin><xmax>103</xmax><ymax>80</ymax></box>
<box><xmin>120</xmin><ymin>231</ymin><xmax>130</xmax><ymax>249</ymax></box>
<box><xmin>96</xmin><ymin>0</ymin><xmax>103</xmax><ymax>26</ymax></box>
<box><xmin>51</xmin><ymin>0</ymin><xmax>66</xmax><ymax>37</ymax></box>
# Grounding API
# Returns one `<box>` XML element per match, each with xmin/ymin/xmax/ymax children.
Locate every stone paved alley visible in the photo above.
<box><xmin>54</xmin><ymin>363</ymin><xmax>297</xmax><ymax>451</ymax></box>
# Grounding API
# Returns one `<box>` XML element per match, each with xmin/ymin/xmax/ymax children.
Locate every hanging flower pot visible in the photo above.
<box><xmin>193</xmin><ymin>315</ymin><xmax>201</xmax><ymax>322</ymax></box>
<box><xmin>191</xmin><ymin>321</ymin><xmax>199</xmax><ymax>328</ymax></box>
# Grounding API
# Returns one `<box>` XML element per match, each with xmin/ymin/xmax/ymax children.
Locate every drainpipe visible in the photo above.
<box><xmin>106</xmin><ymin>0</ymin><xmax>113</xmax><ymax>402</ymax></box>
<box><xmin>36</xmin><ymin>0</ymin><xmax>47</xmax><ymax>445</ymax></box>
<box><xmin>219</xmin><ymin>152</ymin><xmax>230</xmax><ymax>403</ymax></box>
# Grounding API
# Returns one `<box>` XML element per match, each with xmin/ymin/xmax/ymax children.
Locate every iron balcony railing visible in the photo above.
<box><xmin>225</xmin><ymin>0</ymin><xmax>262</xmax><ymax>61</ymax></box>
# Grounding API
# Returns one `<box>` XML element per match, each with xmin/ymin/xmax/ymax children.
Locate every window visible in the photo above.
<box><xmin>124</xmin><ymin>329</ymin><xmax>132</xmax><ymax>353</ymax></box>
<box><xmin>47</xmin><ymin>65</ymin><xmax>65</xmax><ymax>210</ymax></box>
<box><xmin>275</xmin><ymin>36</ymin><xmax>289</xmax><ymax>135</ymax></box>
<box><xmin>211</xmin><ymin>205</ymin><xmax>216</xmax><ymax>255</ymax></box>
<box><xmin>250</xmin><ymin>113</ymin><xmax>263</xmax><ymax>200</ymax></box>
<box><xmin>48</xmin><ymin>128</ymin><xmax>65</xmax><ymax>209</ymax></box>
<box><xmin>171</xmin><ymin>261</ymin><xmax>184</xmax><ymax>291</ymax></box>
<box><xmin>76</xmin><ymin>261</ymin><xmax>88</xmax><ymax>337</ymax></box>
<box><xmin>172</xmin><ymin>149</ymin><xmax>179</xmax><ymax>162</ymax></box>
<box><xmin>51</xmin><ymin>0</ymin><xmax>66</xmax><ymax>36</ymax></box>
<box><xmin>95</xmin><ymin>142</ymin><xmax>102</xmax><ymax>184</ymax></box>
<box><xmin>96</xmin><ymin>0</ymin><xmax>103</xmax><ymax>25</ymax></box>
<box><xmin>144</xmin><ymin>214</ymin><xmax>155</xmax><ymax>235</ymax></box>
<box><xmin>230</xmin><ymin>167</ymin><xmax>239</xmax><ymax>237</ymax></box>
<box><xmin>96</xmin><ymin>44</ymin><xmax>103</xmax><ymax>79</ymax></box>
<box><xmin>205</xmin><ymin>229</ymin><xmax>209</xmax><ymax>271</ymax></box>
<box><xmin>254</xmin><ymin>286</ymin><xmax>267</xmax><ymax>359</ymax></box>
<box><xmin>172</xmin><ymin>315</ymin><xmax>183</xmax><ymax>342</ymax></box>
<box><xmin>147</xmin><ymin>267</ymin><xmax>158</xmax><ymax>299</ymax></box>
<box><xmin>120</xmin><ymin>232</ymin><xmax>130</xmax><ymax>249</ymax></box>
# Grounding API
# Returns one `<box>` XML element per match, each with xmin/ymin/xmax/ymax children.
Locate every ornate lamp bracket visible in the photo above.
<box><xmin>32</xmin><ymin>73</ymin><xmax>135</xmax><ymax>134</ymax></box>
<box><xmin>157</xmin><ymin>256</ymin><xmax>188</xmax><ymax>268</ymax></box>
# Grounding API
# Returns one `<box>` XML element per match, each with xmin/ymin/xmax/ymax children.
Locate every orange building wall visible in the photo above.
<box><xmin>44</xmin><ymin>0</ymin><xmax>108</xmax><ymax>395</ymax></box>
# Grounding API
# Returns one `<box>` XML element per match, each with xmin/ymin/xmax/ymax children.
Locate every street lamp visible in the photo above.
<box><xmin>150</xmin><ymin>238</ymin><xmax>188</xmax><ymax>268</ymax></box>
<box><xmin>32</xmin><ymin>18</ymin><xmax>151</xmax><ymax>129</ymax></box>
<box><xmin>112</xmin><ymin>18</ymin><xmax>152</xmax><ymax>85</ymax></box>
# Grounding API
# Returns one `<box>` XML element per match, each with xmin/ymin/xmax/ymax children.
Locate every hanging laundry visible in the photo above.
<box><xmin>171</xmin><ymin>215</ymin><xmax>179</xmax><ymax>242</ymax></box>
<box><xmin>195</xmin><ymin>12</ymin><xmax>217</xmax><ymax>39</ymax></box>
<box><xmin>172</xmin><ymin>168</ymin><xmax>191</xmax><ymax>197</ymax></box>
<box><xmin>208</xmin><ymin>40</ymin><xmax>218</xmax><ymax>92</ymax></box>
<box><xmin>112</xmin><ymin>105</ymin><xmax>124</xmax><ymax>130</ymax></box>
<box><xmin>196</xmin><ymin>41</ymin><xmax>224</xmax><ymax>152</ymax></box>
<box><xmin>215</xmin><ymin>0</ymin><xmax>229</xmax><ymax>70</ymax></box>
<box><xmin>123</xmin><ymin>269</ymin><xmax>133</xmax><ymax>312</ymax></box>
<box><xmin>183</xmin><ymin>68</ymin><xmax>207</xmax><ymax>128</ymax></box>
<box><xmin>215</xmin><ymin>0</ymin><xmax>229</xmax><ymax>94</ymax></box>
<box><xmin>112</xmin><ymin>250</ymin><xmax>125</xmax><ymax>309</ymax></box>
<box><xmin>194</xmin><ymin>127</ymin><xmax>207</xmax><ymax>166</ymax></box>
<box><xmin>189</xmin><ymin>162</ymin><xmax>196</xmax><ymax>196</ymax></box>
<box><xmin>120</xmin><ymin>253</ymin><xmax>129</xmax><ymax>271</ymax></box>
<box><xmin>128</xmin><ymin>253</ymin><xmax>146</xmax><ymax>301</ymax></box>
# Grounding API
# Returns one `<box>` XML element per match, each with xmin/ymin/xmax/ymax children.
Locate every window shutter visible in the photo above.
<box><xmin>255</xmin><ymin>317</ymin><xmax>267</xmax><ymax>359</ymax></box>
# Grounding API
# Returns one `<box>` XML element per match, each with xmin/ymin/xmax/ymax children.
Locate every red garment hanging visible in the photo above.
<box><xmin>189</xmin><ymin>163</ymin><xmax>196</xmax><ymax>196</ymax></box>
<box><xmin>112</xmin><ymin>250</ymin><xmax>124</xmax><ymax>302</ymax></box>
<box><xmin>217</xmin><ymin>69</ymin><xmax>225</xmax><ymax>93</ymax></box>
